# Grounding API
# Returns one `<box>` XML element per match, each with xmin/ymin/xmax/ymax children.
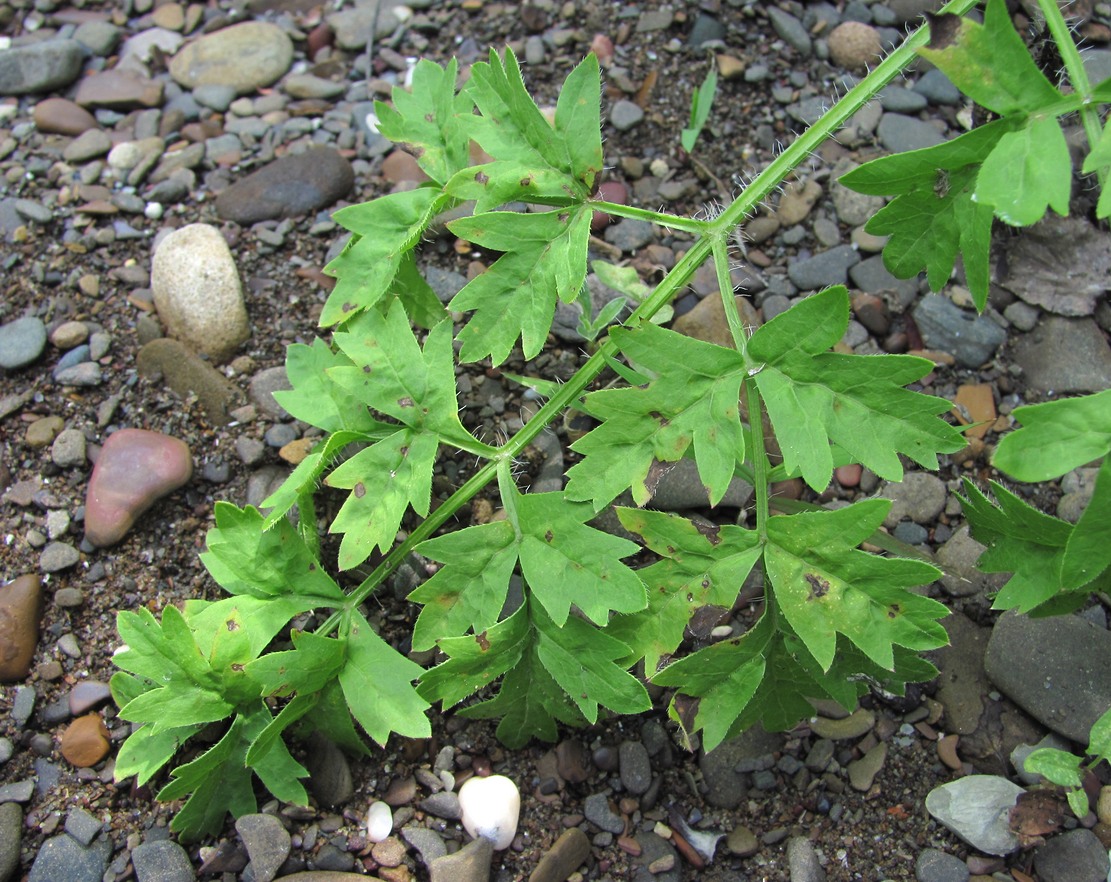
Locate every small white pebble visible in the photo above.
<box><xmin>144</xmin><ymin>202</ymin><xmax>164</xmax><ymax>220</ymax></box>
<box><xmin>366</xmin><ymin>800</ymin><xmax>393</xmax><ymax>843</ymax></box>
<box><xmin>458</xmin><ymin>774</ymin><xmax>520</xmax><ymax>851</ymax></box>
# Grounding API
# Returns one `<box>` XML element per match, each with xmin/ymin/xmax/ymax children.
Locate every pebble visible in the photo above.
<box><xmin>925</xmin><ymin>775</ymin><xmax>1023</xmax><ymax>855</ymax></box>
<box><xmin>401</xmin><ymin>825</ymin><xmax>448</xmax><ymax>866</ymax></box>
<box><xmin>151</xmin><ymin>223</ymin><xmax>250</xmax><ymax>363</ymax></box>
<box><xmin>848</xmin><ymin>742</ymin><xmax>886</xmax><ymax>791</ymax></box>
<box><xmin>936</xmin><ymin>527</ymin><xmax>1005</xmax><ymax>599</ymax></box>
<box><xmin>236</xmin><ymin>813</ymin><xmax>290</xmax><ymax>882</ymax></box>
<box><xmin>765</xmin><ymin>6</ymin><xmax>811</xmax><ymax>56</ymax></box>
<box><xmin>603</xmin><ymin>218</ymin><xmax>655</xmax><ymax>252</ymax></box>
<box><xmin>618</xmin><ymin>740</ymin><xmax>652</xmax><ymax>796</ymax></box>
<box><xmin>880</xmin><ymin>472</ymin><xmax>946</xmax><ymax>527</ymax></box>
<box><xmin>304</xmin><ymin>733</ymin><xmax>353</xmax><ymax>809</ymax></box>
<box><xmin>417</xmin><ymin>838</ymin><xmax>487</xmax><ymax>882</ymax></box>
<box><xmin>60</xmin><ymin>714</ymin><xmax>111</xmax><ymax>767</ymax></box>
<box><xmin>26</xmin><ymin>416</ymin><xmax>64</xmax><ymax>448</ymax></box>
<box><xmin>583</xmin><ymin>793</ymin><xmax>624</xmax><ymax>834</ymax></box>
<box><xmin>915</xmin><ymin>848</ymin><xmax>969</xmax><ymax>882</ymax></box>
<box><xmin>1012</xmin><ymin>316</ymin><xmax>1111</xmax><ymax>394</ymax></box>
<box><xmin>0</xmin><ymin>316</ymin><xmax>47</xmax><ymax>370</ymax></box>
<box><xmin>27</xmin><ymin>831</ymin><xmax>112</xmax><ymax>882</ymax></box>
<box><xmin>137</xmin><ymin>338</ymin><xmax>242</xmax><ymax>424</ymax></box>
<box><xmin>366</xmin><ymin>801</ymin><xmax>393</xmax><ymax>843</ymax></box>
<box><xmin>786</xmin><ymin>836</ymin><xmax>826</xmax><ymax>882</ymax></box>
<box><xmin>73</xmin><ymin>70</ymin><xmax>164</xmax><ymax>110</ymax></box>
<box><xmin>421</xmin><ymin>790</ymin><xmax>462</xmax><ymax>821</ymax></box>
<box><xmin>609</xmin><ymin>99</ymin><xmax>645</xmax><ymax>132</ymax></box>
<box><xmin>40</xmin><ymin>542</ymin><xmax>81</xmax><ymax>573</ymax></box>
<box><xmin>169</xmin><ymin>22</ymin><xmax>294</xmax><ymax>94</ymax></box>
<box><xmin>632</xmin><ymin>832</ymin><xmax>680</xmax><ymax>882</ymax></box>
<box><xmin>131</xmin><ymin>838</ymin><xmax>194</xmax><ymax>882</ymax></box>
<box><xmin>0</xmin><ymin>575</ymin><xmax>43</xmax><ymax>682</ymax></box>
<box><xmin>726</xmin><ymin>824</ymin><xmax>758</xmax><ymax>857</ymax></box>
<box><xmin>809</xmin><ymin>708</ymin><xmax>874</xmax><ymax>740</ymax></box>
<box><xmin>529</xmin><ymin>828</ymin><xmax>590</xmax><ymax>882</ymax></box>
<box><xmin>32</xmin><ymin>97</ymin><xmax>98</xmax><ymax>135</ymax></box>
<box><xmin>214</xmin><ymin>146</ymin><xmax>355</xmax><ymax>225</ymax></box>
<box><xmin>985</xmin><ymin>610</ymin><xmax>1111</xmax><ymax>743</ymax></box>
<box><xmin>787</xmin><ymin>245</ymin><xmax>860</xmax><ymax>290</ymax></box>
<box><xmin>0</xmin><ymin>40</ymin><xmax>86</xmax><ymax>96</ymax></box>
<box><xmin>52</xmin><ymin>429</ymin><xmax>87</xmax><ymax>468</ymax></box>
<box><xmin>84</xmin><ymin>428</ymin><xmax>193</xmax><ymax>548</ymax></box>
<box><xmin>1033</xmin><ymin>828</ymin><xmax>1109</xmax><ymax>882</ymax></box>
<box><xmin>828</xmin><ymin>21</ymin><xmax>882</xmax><ymax>72</ymax></box>
<box><xmin>0</xmin><ymin>802</ymin><xmax>21</xmax><ymax>882</ymax></box>
<box><xmin>914</xmin><ymin>69</ymin><xmax>963</xmax><ymax>105</ymax></box>
<box><xmin>913</xmin><ymin>294</ymin><xmax>1007</xmax><ymax>367</ymax></box>
<box><xmin>69</xmin><ymin>681</ymin><xmax>111</xmax><ymax>715</ymax></box>
<box><xmin>458</xmin><ymin>774</ymin><xmax>517</xmax><ymax>848</ymax></box>
<box><xmin>877</xmin><ymin>113</ymin><xmax>946</xmax><ymax>153</ymax></box>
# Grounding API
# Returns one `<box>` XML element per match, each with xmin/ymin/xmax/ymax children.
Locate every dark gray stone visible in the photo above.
<box><xmin>28</xmin><ymin>833</ymin><xmax>112</xmax><ymax>882</ymax></box>
<box><xmin>401</xmin><ymin>826</ymin><xmax>448</xmax><ymax>866</ymax></box>
<box><xmin>64</xmin><ymin>808</ymin><xmax>102</xmax><ymax>847</ymax></box>
<box><xmin>766</xmin><ymin>7</ymin><xmax>812</xmax><ymax>55</ymax></box>
<box><xmin>849</xmin><ymin>255</ymin><xmax>919</xmax><ymax>310</ymax></box>
<box><xmin>603</xmin><ymin>218</ymin><xmax>655</xmax><ymax>252</ymax></box>
<box><xmin>214</xmin><ymin>146</ymin><xmax>354</xmax><ymax>224</ymax></box>
<box><xmin>688</xmin><ymin>14</ymin><xmax>725</xmax><ymax>47</ymax></box>
<box><xmin>788</xmin><ymin>836</ymin><xmax>826</xmax><ymax>882</ymax></box>
<box><xmin>0</xmin><ymin>40</ymin><xmax>85</xmax><ymax>96</ymax></box>
<box><xmin>131</xmin><ymin>838</ymin><xmax>196</xmax><ymax>882</ymax></box>
<box><xmin>235</xmin><ymin>813</ymin><xmax>290</xmax><ymax>882</ymax></box>
<box><xmin>609</xmin><ymin>99</ymin><xmax>645</xmax><ymax>132</ymax></box>
<box><xmin>913</xmin><ymin>294</ymin><xmax>1006</xmax><ymax>367</ymax></box>
<box><xmin>429</xmin><ymin>836</ymin><xmax>492</xmax><ymax>882</ymax></box>
<box><xmin>787</xmin><ymin>245</ymin><xmax>860</xmax><ymax>290</ymax></box>
<box><xmin>1033</xmin><ymin>829</ymin><xmax>1109</xmax><ymax>882</ymax></box>
<box><xmin>0</xmin><ymin>802</ymin><xmax>20</xmax><ymax>882</ymax></box>
<box><xmin>699</xmin><ymin>725</ymin><xmax>782</xmax><ymax>809</ymax></box>
<box><xmin>583</xmin><ymin>793</ymin><xmax>624</xmax><ymax>834</ymax></box>
<box><xmin>877</xmin><ymin>113</ymin><xmax>946</xmax><ymax>153</ymax></box>
<box><xmin>618</xmin><ymin>740</ymin><xmax>652</xmax><ymax>796</ymax></box>
<box><xmin>0</xmin><ymin>316</ymin><xmax>47</xmax><ymax>370</ymax></box>
<box><xmin>985</xmin><ymin>611</ymin><xmax>1111</xmax><ymax>743</ymax></box>
<box><xmin>914</xmin><ymin>69</ymin><xmax>962</xmax><ymax>105</ymax></box>
<box><xmin>420</xmin><ymin>790</ymin><xmax>461</xmax><ymax>820</ymax></box>
<box><xmin>632</xmin><ymin>832</ymin><xmax>680</xmax><ymax>882</ymax></box>
<box><xmin>1012</xmin><ymin>316</ymin><xmax>1111</xmax><ymax>394</ymax></box>
<box><xmin>879</xmin><ymin>86</ymin><xmax>928</xmax><ymax>113</ymax></box>
<box><xmin>304</xmin><ymin>733</ymin><xmax>353</xmax><ymax>809</ymax></box>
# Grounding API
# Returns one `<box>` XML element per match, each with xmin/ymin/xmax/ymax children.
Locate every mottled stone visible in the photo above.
<box><xmin>151</xmin><ymin>223</ymin><xmax>250</xmax><ymax>363</ymax></box>
<box><xmin>529</xmin><ymin>828</ymin><xmax>591</xmax><ymax>882</ymax></box>
<box><xmin>74</xmin><ymin>70</ymin><xmax>164</xmax><ymax>110</ymax></box>
<box><xmin>170</xmin><ymin>22</ymin><xmax>293</xmax><ymax>94</ymax></box>
<box><xmin>136</xmin><ymin>338</ymin><xmax>241</xmax><ymax>424</ymax></box>
<box><xmin>0</xmin><ymin>40</ymin><xmax>85</xmax><ymax>96</ymax></box>
<box><xmin>84</xmin><ymin>429</ymin><xmax>193</xmax><ymax>548</ymax></box>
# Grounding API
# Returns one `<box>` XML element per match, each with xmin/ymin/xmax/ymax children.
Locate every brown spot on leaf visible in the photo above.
<box><xmin>363</xmin><ymin>365</ymin><xmax>372</xmax><ymax>373</ymax></box>
<box><xmin>805</xmin><ymin>572</ymin><xmax>830</xmax><ymax>599</ymax></box>
<box><xmin>400</xmin><ymin>446</ymin><xmax>409</xmax><ymax>457</ymax></box>
<box><xmin>425</xmin><ymin>113</ymin><xmax>435</xmax><ymax>123</ymax></box>
<box><xmin>475</xmin><ymin>171</ymin><xmax>489</xmax><ymax>185</ymax></box>
<box><xmin>398</xmin><ymin>396</ymin><xmax>414</xmax><ymax>407</ymax></box>
<box><xmin>926</xmin><ymin>13</ymin><xmax>961</xmax><ymax>50</ymax></box>
<box><xmin>672</xmin><ymin>693</ymin><xmax>699</xmax><ymax>736</ymax></box>
<box><xmin>231</xmin><ymin>663</ymin><xmax>244</xmax><ymax>671</ymax></box>
<box><xmin>694</xmin><ymin>521</ymin><xmax>721</xmax><ymax>545</ymax></box>
<box><xmin>354</xmin><ymin>482</ymin><xmax>366</xmax><ymax>498</ymax></box>
<box><xmin>226</xmin><ymin>619</ymin><xmax>239</xmax><ymax>631</ymax></box>
<box><xmin>520</xmin><ymin>176</ymin><xmax>532</xmax><ymax>187</ymax></box>
<box><xmin>887</xmin><ymin>603</ymin><xmax>901</xmax><ymax>619</ymax></box>
<box><xmin>343</xmin><ymin>302</ymin><xmax>355</xmax><ymax>313</ymax></box>
<box><xmin>476</xmin><ymin>631</ymin><xmax>491</xmax><ymax>652</ymax></box>
<box><xmin>558</xmin><ymin>212</ymin><xmax>570</xmax><ymax>223</ymax></box>
<box><xmin>545</xmin><ymin>529</ymin><xmax>554</xmax><ymax>542</ymax></box>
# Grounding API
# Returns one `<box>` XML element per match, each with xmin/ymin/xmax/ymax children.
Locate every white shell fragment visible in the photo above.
<box><xmin>458</xmin><ymin>774</ymin><xmax>520</xmax><ymax>851</ymax></box>
<box><xmin>366</xmin><ymin>800</ymin><xmax>393</xmax><ymax>843</ymax></box>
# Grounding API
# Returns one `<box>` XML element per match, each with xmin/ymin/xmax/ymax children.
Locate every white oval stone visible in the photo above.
<box><xmin>458</xmin><ymin>774</ymin><xmax>520</xmax><ymax>851</ymax></box>
<box><xmin>151</xmin><ymin>223</ymin><xmax>250</xmax><ymax>363</ymax></box>
<box><xmin>366</xmin><ymin>800</ymin><xmax>393</xmax><ymax>843</ymax></box>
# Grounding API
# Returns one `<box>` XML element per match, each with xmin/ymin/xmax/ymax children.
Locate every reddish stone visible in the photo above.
<box><xmin>307</xmin><ymin>22</ymin><xmax>335</xmax><ymax>61</ymax></box>
<box><xmin>0</xmin><ymin>575</ymin><xmax>43</xmax><ymax>682</ymax></box>
<box><xmin>591</xmin><ymin>180</ymin><xmax>628</xmax><ymax>232</ymax></box>
<box><xmin>74</xmin><ymin>70</ymin><xmax>164</xmax><ymax>110</ymax></box>
<box><xmin>32</xmin><ymin>97</ymin><xmax>98</xmax><ymax>135</ymax></box>
<box><xmin>84</xmin><ymin>429</ymin><xmax>193</xmax><ymax>547</ymax></box>
<box><xmin>835</xmin><ymin>463</ymin><xmax>862</xmax><ymax>488</ymax></box>
<box><xmin>381</xmin><ymin>149</ymin><xmax>427</xmax><ymax>186</ymax></box>
<box><xmin>60</xmin><ymin>714</ymin><xmax>111</xmax><ymax>767</ymax></box>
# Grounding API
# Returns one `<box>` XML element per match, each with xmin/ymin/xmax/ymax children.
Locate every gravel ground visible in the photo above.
<box><xmin>3</xmin><ymin>1</ymin><xmax>1111</xmax><ymax>881</ymax></box>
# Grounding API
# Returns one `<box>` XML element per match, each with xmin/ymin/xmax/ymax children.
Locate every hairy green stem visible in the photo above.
<box><xmin>590</xmin><ymin>200</ymin><xmax>708</xmax><ymax>234</ymax></box>
<box><xmin>320</xmin><ymin>0</ymin><xmax>981</xmax><ymax>629</ymax></box>
<box><xmin>745</xmin><ymin>377</ymin><xmax>771</xmax><ymax>544</ymax></box>
<box><xmin>1036</xmin><ymin>0</ymin><xmax>1104</xmax><ymax>156</ymax></box>
<box><xmin>711</xmin><ymin>236</ymin><xmax>749</xmax><ymax>353</ymax></box>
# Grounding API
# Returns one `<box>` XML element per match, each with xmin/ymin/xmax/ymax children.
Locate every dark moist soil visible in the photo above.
<box><xmin>2</xmin><ymin>0</ymin><xmax>1109</xmax><ymax>881</ymax></box>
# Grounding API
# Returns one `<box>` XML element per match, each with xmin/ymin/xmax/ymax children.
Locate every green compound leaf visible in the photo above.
<box><xmin>1024</xmin><ymin>747</ymin><xmax>1083</xmax><ymax>788</ymax></box>
<box><xmin>918</xmin><ymin>0</ymin><xmax>1062</xmax><ymax>116</ymax></box>
<box><xmin>975</xmin><ymin>115</ymin><xmax>1071</xmax><ymax>226</ymax></box>
<box><xmin>185</xmin><ymin>595</ymin><xmax>314</xmax><ymax>659</ymax></box>
<box><xmin>764</xmin><ymin>500</ymin><xmax>948</xmax><ymax>672</ymax></box>
<box><xmin>959</xmin><ymin>478</ymin><xmax>1084</xmax><ymax>613</ymax></box>
<box><xmin>274</xmin><ymin>338</ymin><xmax>393</xmax><ymax>435</ymax></box>
<box><xmin>419</xmin><ymin>603</ymin><xmax>532</xmax><ymax>709</ymax></box>
<box><xmin>411</xmin><ymin>488</ymin><xmax>645</xmax><ymax>649</ymax></box>
<box><xmin>330</xmin><ymin>305</ymin><xmax>468</xmax><ymax>443</ymax></box>
<box><xmin>1063</xmin><ymin>457</ymin><xmax>1111</xmax><ymax>590</ymax></box>
<box><xmin>610</xmin><ymin>508</ymin><xmax>762</xmax><ymax>673</ymax></box>
<box><xmin>200</xmin><ymin>503</ymin><xmax>346</xmax><ymax>607</ymax></box>
<box><xmin>533</xmin><ymin>603</ymin><xmax>650</xmax><ymax>722</ymax></box>
<box><xmin>374</xmin><ymin>57</ymin><xmax>473</xmax><ymax>185</ymax></box>
<box><xmin>322</xmin><ymin>188</ymin><xmax>448</xmax><ymax>327</ymax></box>
<box><xmin>157</xmin><ymin>715</ymin><xmax>259</xmax><ymax>841</ymax></box>
<box><xmin>747</xmin><ymin>287</ymin><xmax>964</xmax><ymax>492</ymax></box>
<box><xmin>113</xmin><ymin>717</ymin><xmax>203</xmax><ymax>787</ymax></box>
<box><xmin>409</xmin><ymin>519</ymin><xmax>518</xmax><ymax>652</ymax></box>
<box><xmin>246</xmin><ymin>630</ymin><xmax>348</xmax><ymax>698</ymax></box>
<box><xmin>240</xmin><ymin>704</ymin><xmax>310</xmax><ymax>807</ymax></box>
<box><xmin>325</xmin><ymin>429</ymin><xmax>439</xmax><ymax>568</ymax></box>
<box><xmin>448</xmin><ymin>207</ymin><xmax>593</xmax><ymax>364</ymax></box>
<box><xmin>992</xmin><ymin>389</ymin><xmax>1111</xmax><ymax>482</ymax></box>
<box><xmin>565</xmin><ymin>323</ymin><xmax>747</xmax><ymax>510</ymax></box>
<box><xmin>465</xmin><ymin>48</ymin><xmax>602</xmax><ymax>201</ymax></box>
<box><xmin>115</xmin><ymin>606</ymin><xmax>239</xmax><ymax>735</ymax></box>
<box><xmin>338</xmin><ymin>610</ymin><xmax>431</xmax><ymax>746</ymax></box>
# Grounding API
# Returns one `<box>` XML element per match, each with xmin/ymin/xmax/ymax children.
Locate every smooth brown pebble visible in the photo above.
<box><xmin>0</xmin><ymin>575</ymin><xmax>44</xmax><ymax>682</ymax></box>
<box><xmin>51</xmin><ymin>320</ymin><xmax>90</xmax><ymax>349</ymax></box>
<box><xmin>33</xmin><ymin>97</ymin><xmax>99</xmax><ymax>135</ymax></box>
<box><xmin>25</xmin><ymin>416</ymin><xmax>64</xmax><ymax>449</ymax></box>
<box><xmin>937</xmin><ymin>733</ymin><xmax>962</xmax><ymax>771</ymax></box>
<box><xmin>61</xmin><ymin>714</ymin><xmax>111</xmax><ymax>767</ymax></box>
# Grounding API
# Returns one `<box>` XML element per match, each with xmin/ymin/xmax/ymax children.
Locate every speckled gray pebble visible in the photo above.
<box><xmin>401</xmin><ymin>826</ymin><xmax>448</xmax><ymax>866</ymax></box>
<box><xmin>787</xmin><ymin>836</ymin><xmax>826</xmax><ymax>882</ymax></box>
<box><xmin>420</xmin><ymin>790</ymin><xmax>461</xmax><ymax>820</ymax></box>
<box><xmin>877</xmin><ymin>113</ymin><xmax>946</xmax><ymax>153</ymax></box>
<box><xmin>52</xmin><ymin>429</ymin><xmax>87</xmax><ymax>468</ymax></box>
<box><xmin>913</xmin><ymin>295</ymin><xmax>1006</xmax><ymax>367</ymax></box>
<box><xmin>880</xmin><ymin>472</ymin><xmax>947</xmax><ymax>527</ymax></box>
<box><xmin>583</xmin><ymin>793</ymin><xmax>625</xmax><ymax>834</ymax></box>
<box><xmin>787</xmin><ymin>245</ymin><xmax>860</xmax><ymax>290</ymax></box>
<box><xmin>27</xmin><ymin>832</ymin><xmax>112</xmax><ymax>882</ymax></box>
<box><xmin>40</xmin><ymin>542</ymin><xmax>80</xmax><ymax>573</ymax></box>
<box><xmin>1033</xmin><ymin>828</ymin><xmax>1109</xmax><ymax>882</ymax></box>
<box><xmin>618</xmin><ymin>740</ymin><xmax>652</xmax><ymax>795</ymax></box>
<box><xmin>0</xmin><ymin>802</ymin><xmax>21</xmax><ymax>882</ymax></box>
<box><xmin>130</xmin><ymin>838</ymin><xmax>195</xmax><ymax>882</ymax></box>
<box><xmin>54</xmin><ymin>363</ymin><xmax>103</xmax><ymax>387</ymax></box>
<box><xmin>0</xmin><ymin>316</ymin><xmax>47</xmax><ymax>370</ymax></box>
<box><xmin>0</xmin><ymin>40</ymin><xmax>86</xmax><ymax>96</ymax></box>
<box><xmin>915</xmin><ymin>848</ymin><xmax>969</xmax><ymax>882</ymax></box>
<box><xmin>765</xmin><ymin>6</ymin><xmax>811</xmax><ymax>55</ymax></box>
<box><xmin>236</xmin><ymin>813</ymin><xmax>290</xmax><ymax>882</ymax></box>
<box><xmin>64</xmin><ymin>808</ymin><xmax>102</xmax><ymax>846</ymax></box>
<box><xmin>609</xmin><ymin>99</ymin><xmax>644</xmax><ymax>132</ymax></box>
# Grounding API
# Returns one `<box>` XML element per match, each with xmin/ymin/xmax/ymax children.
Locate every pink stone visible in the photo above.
<box><xmin>835</xmin><ymin>464</ymin><xmax>862</xmax><ymax>488</ymax></box>
<box><xmin>591</xmin><ymin>180</ymin><xmax>628</xmax><ymax>232</ymax></box>
<box><xmin>74</xmin><ymin>70</ymin><xmax>164</xmax><ymax>110</ymax></box>
<box><xmin>84</xmin><ymin>429</ymin><xmax>193</xmax><ymax>547</ymax></box>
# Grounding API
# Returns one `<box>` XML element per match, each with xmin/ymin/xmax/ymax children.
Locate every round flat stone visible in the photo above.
<box><xmin>60</xmin><ymin>714</ymin><xmax>111</xmax><ymax>767</ymax></box>
<box><xmin>170</xmin><ymin>22</ymin><xmax>293</xmax><ymax>95</ymax></box>
<box><xmin>84</xmin><ymin>429</ymin><xmax>193</xmax><ymax>548</ymax></box>
<box><xmin>0</xmin><ymin>316</ymin><xmax>47</xmax><ymax>370</ymax></box>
